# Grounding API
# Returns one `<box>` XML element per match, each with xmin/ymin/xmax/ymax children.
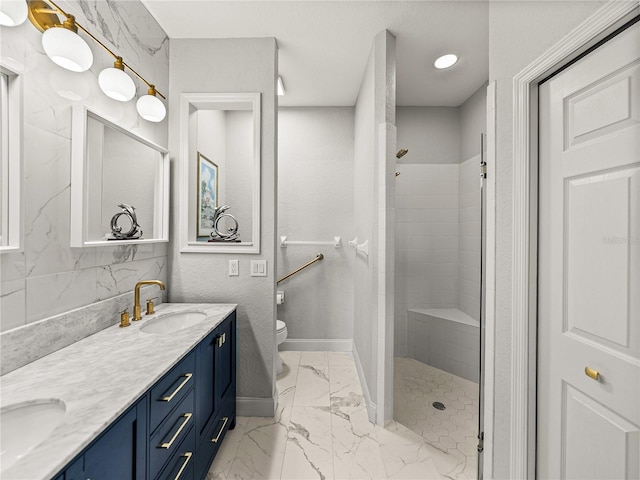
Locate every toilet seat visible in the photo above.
<box><xmin>276</xmin><ymin>320</ymin><xmax>286</xmax><ymax>333</ymax></box>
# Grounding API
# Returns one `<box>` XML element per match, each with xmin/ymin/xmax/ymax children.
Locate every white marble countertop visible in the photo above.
<box><xmin>0</xmin><ymin>303</ymin><xmax>237</xmax><ymax>480</ymax></box>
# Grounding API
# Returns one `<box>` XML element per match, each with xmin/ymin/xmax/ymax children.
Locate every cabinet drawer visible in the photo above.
<box><xmin>150</xmin><ymin>390</ymin><xmax>195</xmax><ymax>480</ymax></box>
<box><xmin>150</xmin><ymin>351</ymin><xmax>195</xmax><ymax>433</ymax></box>
<box><xmin>193</xmin><ymin>399</ymin><xmax>235</xmax><ymax>480</ymax></box>
<box><xmin>156</xmin><ymin>426</ymin><xmax>195</xmax><ymax>480</ymax></box>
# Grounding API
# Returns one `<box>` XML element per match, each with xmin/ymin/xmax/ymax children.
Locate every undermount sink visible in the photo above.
<box><xmin>0</xmin><ymin>399</ymin><xmax>66</xmax><ymax>472</ymax></box>
<box><xmin>140</xmin><ymin>311</ymin><xmax>207</xmax><ymax>334</ymax></box>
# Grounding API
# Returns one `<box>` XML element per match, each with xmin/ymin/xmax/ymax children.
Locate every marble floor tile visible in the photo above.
<box><xmin>329</xmin><ymin>365</ymin><xmax>363</xmax><ymax>408</ymax></box>
<box><xmin>210</xmin><ymin>352</ymin><xmax>479</xmax><ymax>480</ymax></box>
<box><xmin>376</xmin><ymin>421</ymin><xmax>456</xmax><ymax>479</ymax></box>
<box><xmin>207</xmin><ymin>417</ymin><xmax>250</xmax><ymax>480</ymax></box>
<box><xmin>277</xmin><ymin>364</ymin><xmax>299</xmax><ymax>407</ymax></box>
<box><xmin>328</xmin><ymin>351</ymin><xmax>355</xmax><ymax>366</ymax></box>
<box><xmin>225</xmin><ymin>407</ymin><xmax>292</xmax><ymax>480</ymax></box>
<box><xmin>331</xmin><ymin>405</ymin><xmax>387</xmax><ymax>479</ymax></box>
<box><xmin>294</xmin><ymin>364</ymin><xmax>330</xmax><ymax>407</ymax></box>
<box><xmin>281</xmin><ymin>407</ymin><xmax>334</xmax><ymax>480</ymax></box>
<box><xmin>280</xmin><ymin>351</ymin><xmax>301</xmax><ymax>366</ymax></box>
<box><xmin>300</xmin><ymin>351</ymin><xmax>328</xmax><ymax>366</ymax></box>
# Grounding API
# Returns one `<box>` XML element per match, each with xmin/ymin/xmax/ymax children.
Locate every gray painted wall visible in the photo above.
<box><xmin>488</xmin><ymin>1</ymin><xmax>606</xmax><ymax>477</ymax></box>
<box><xmin>0</xmin><ymin>0</ymin><xmax>169</xmax><ymax>333</ymax></box>
<box><xmin>277</xmin><ymin>107</ymin><xmax>355</xmax><ymax>341</ymax></box>
<box><xmin>168</xmin><ymin>38</ymin><xmax>278</xmax><ymax>406</ymax></box>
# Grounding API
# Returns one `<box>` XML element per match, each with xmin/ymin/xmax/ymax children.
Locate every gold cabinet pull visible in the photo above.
<box><xmin>217</xmin><ymin>332</ymin><xmax>226</xmax><ymax>348</ymax></box>
<box><xmin>174</xmin><ymin>452</ymin><xmax>192</xmax><ymax>480</ymax></box>
<box><xmin>159</xmin><ymin>413</ymin><xmax>192</xmax><ymax>449</ymax></box>
<box><xmin>160</xmin><ymin>373</ymin><xmax>193</xmax><ymax>402</ymax></box>
<box><xmin>585</xmin><ymin>367</ymin><xmax>600</xmax><ymax>381</ymax></box>
<box><xmin>211</xmin><ymin>416</ymin><xmax>229</xmax><ymax>443</ymax></box>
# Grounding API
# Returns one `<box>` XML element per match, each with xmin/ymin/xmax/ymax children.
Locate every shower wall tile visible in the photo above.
<box><xmin>458</xmin><ymin>156</ymin><xmax>481</xmax><ymax>321</ymax></box>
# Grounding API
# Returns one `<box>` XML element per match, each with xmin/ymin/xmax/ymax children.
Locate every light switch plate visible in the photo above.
<box><xmin>250</xmin><ymin>260</ymin><xmax>267</xmax><ymax>277</ymax></box>
<box><xmin>229</xmin><ymin>259</ymin><xmax>239</xmax><ymax>276</ymax></box>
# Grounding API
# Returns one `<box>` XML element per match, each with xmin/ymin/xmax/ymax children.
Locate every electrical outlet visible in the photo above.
<box><xmin>250</xmin><ymin>260</ymin><xmax>267</xmax><ymax>277</ymax></box>
<box><xmin>229</xmin><ymin>259</ymin><xmax>239</xmax><ymax>276</ymax></box>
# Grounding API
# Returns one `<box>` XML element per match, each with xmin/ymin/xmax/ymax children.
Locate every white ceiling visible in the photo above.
<box><xmin>141</xmin><ymin>1</ymin><xmax>489</xmax><ymax>107</ymax></box>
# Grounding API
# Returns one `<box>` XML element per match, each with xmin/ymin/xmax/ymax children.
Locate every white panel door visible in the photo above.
<box><xmin>538</xmin><ymin>21</ymin><xmax>640</xmax><ymax>480</ymax></box>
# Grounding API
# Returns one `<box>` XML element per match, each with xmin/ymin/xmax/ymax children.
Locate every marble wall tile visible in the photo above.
<box><xmin>25</xmin><ymin>268</ymin><xmax>97</xmax><ymax>323</ymax></box>
<box><xmin>23</xmin><ymin>125</ymin><xmax>96</xmax><ymax>278</ymax></box>
<box><xmin>96</xmin><ymin>256</ymin><xmax>167</xmax><ymax>300</ymax></box>
<box><xmin>0</xmin><ymin>279</ymin><xmax>26</xmax><ymax>332</ymax></box>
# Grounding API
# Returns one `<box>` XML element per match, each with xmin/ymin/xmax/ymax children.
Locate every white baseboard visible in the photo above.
<box><xmin>280</xmin><ymin>338</ymin><xmax>352</xmax><ymax>352</ymax></box>
<box><xmin>352</xmin><ymin>342</ymin><xmax>377</xmax><ymax>423</ymax></box>
<box><xmin>236</xmin><ymin>396</ymin><xmax>276</xmax><ymax>417</ymax></box>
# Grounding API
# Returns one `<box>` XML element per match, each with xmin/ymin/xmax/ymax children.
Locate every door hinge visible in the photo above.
<box><xmin>477</xmin><ymin>431</ymin><xmax>484</xmax><ymax>452</ymax></box>
<box><xmin>480</xmin><ymin>161</ymin><xmax>487</xmax><ymax>179</ymax></box>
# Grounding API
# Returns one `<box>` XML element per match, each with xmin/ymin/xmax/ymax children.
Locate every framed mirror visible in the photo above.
<box><xmin>0</xmin><ymin>63</ymin><xmax>23</xmax><ymax>253</ymax></box>
<box><xmin>70</xmin><ymin>107</ymin><xmax>169</xmax><ymax>247</ymax></box>
<box><xmin>179</xmin><ymin>93</ymin><xmax>261</xmax><ymax>254</ymax></box>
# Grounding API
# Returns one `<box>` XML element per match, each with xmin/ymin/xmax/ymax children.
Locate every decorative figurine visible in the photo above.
<box><xmin>208</xmin><ymin>205</ymin><xmax>240</xmax><ymax>242</ymax></box>
<box><xmin>107</xmin><ymin>203</ymin><xmax>143</xmax><ymax>240</ymax></box>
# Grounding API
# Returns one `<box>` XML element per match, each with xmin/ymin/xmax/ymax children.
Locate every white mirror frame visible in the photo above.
<box><xmin>179</xmin><ymin>92</ymin><xmax>261</xmax><ymax>254</ymax></box>
<box><xmin>0</xmin><ymin>61</ymin><xmax>24</xmax><ymax>254</ymax></box>
<box><xmin>70</xmin><ymin>106</ymin><xmax>170</xmax><ymax>247</ymax></box>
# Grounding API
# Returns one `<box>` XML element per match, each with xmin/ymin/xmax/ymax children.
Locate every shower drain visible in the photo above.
<box><xmin>432</xmin><ymin>401</ymin><xmax>446</xmax><ymax>411</ymax></box>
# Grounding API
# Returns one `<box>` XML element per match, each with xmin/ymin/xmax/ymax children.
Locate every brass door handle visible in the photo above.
<box><xmin>159</xmin><ymin>413</ymin><xmax>192</xmax><ymax>449</ymax></box>
<box><xmin>585</xmin><ymin>367</ymin><xmax>600</xmax><ymax>381</ymax></box>
<box><xmin>211</xmin><ymin>416</ymin><xmax>229</xmax><ymax>443</ymax></box>
<box><xmin>174</xmin><ymin>452</ymin><xmax>192</xmax><ymax>480</ymax></box>
<box><xmin>159</xmin><ymin>373</ymin><xmax>193</xmax><ymax>402</ymax></box>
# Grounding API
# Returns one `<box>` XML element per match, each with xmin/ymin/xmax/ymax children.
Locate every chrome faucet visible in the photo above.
<box><xmin>133</xmin><ymin>280</ymin><xmax>166</xmax><ymax>321</ymax></box>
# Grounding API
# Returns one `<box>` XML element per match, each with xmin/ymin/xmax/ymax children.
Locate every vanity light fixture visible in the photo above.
<box><xmin>277</xmin><ymin>76</ymin><xmax>285</xmax><ymax>96</ymax></box>
<box><xmin>136</xmin><ymin>85</ymin><xmax>166</xmax><ymax>122</ymax></box>
<box><xmin>0</xmin><ymin>0</ymin><xmax>28</xmax><ymax>26</ymax></box>
<box><xmin>434</xmin><ymin>53</ymin><xmax>458</xmax><ymax>70</ymax></box>
<box><xmin>98</xmin><ymin>57</ymin><xmax>136</xmax><ymax>102</ymax></box>
<box><xmin>22</xmin><ymin>0</ymin><xmax>166</xmax><ymax>120</ymax></box>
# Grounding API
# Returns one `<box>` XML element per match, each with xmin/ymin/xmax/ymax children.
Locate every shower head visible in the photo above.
<box><xmin>396</xmin><ymin>148</ymin><xmax>408</xmax><ymax>159</ymax></box>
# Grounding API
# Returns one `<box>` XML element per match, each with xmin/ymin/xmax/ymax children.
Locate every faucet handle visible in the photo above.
<box><xmin>146</xmin><ymin>297</ymin><xmax>157</xmax><ymax>315</ymax></box>
<box><xmin>120</xmin><ymin>309</ymin><xmax>131</xmax><ymax>328</ymax></box>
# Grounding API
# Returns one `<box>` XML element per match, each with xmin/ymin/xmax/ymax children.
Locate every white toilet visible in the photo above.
<box><xmin>276</xmin><ymin>319</ymin><xmax>288</xmax><ymax>375</ymax></box>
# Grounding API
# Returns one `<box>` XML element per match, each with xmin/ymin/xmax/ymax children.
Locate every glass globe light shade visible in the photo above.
<box><xmin>42</xmin><ymin>27</ymin><xmax>93</xmax><ymax>72</ymax></box>
<box><xmin>136</xmin><ymin>94</ymin><xmax>166</xmax><ymax>122</ymax></box>
<box><xmin>0</xmin><ymin>0</ymin><xmax>28</xmax><ymax>26</ymax></box>
<box><xmin>99</xmin><ymin>67</ymin><xmax>136</xmax><ymax>102</ymax></box>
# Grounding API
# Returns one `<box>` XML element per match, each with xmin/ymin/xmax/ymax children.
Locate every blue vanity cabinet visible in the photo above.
<box><xmin>56</xmin><ymin>310</ymin><xmax>236</xmax><ymax>480</ymax></box>
<box><xmin>193</xmin><ymin>311</ymin><xmax>236</xmax><ymax>480</ymax></box>
<box><xmin>64</xmin><ymin>396</ymin><xmax>148</xmax><ymax>480</ymax></box>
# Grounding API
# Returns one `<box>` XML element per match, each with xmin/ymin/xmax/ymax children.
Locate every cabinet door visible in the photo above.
<box><xmin>65</xmin><ymin>397</ymin><xmax>148</xmax><ymax>480</ymax></box>
<box><xmin>195</xmin><ymin>328</ymin><xmax>217</xmax><ymax>442</ymax></box>
<box><xmin>195</xmin><ymin>312</ymin><xmax>236</xmax><ymax>444</ymax></box>
<box><xmin>214</xmin><ymin>313</ymin><xmax>235</xmax><ymax>407</ymax></box>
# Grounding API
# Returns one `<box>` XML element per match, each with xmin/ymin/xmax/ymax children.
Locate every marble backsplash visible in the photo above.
<box><xmin>1</xmin><ymin>283</ymin><xmax>166</xmax><ymax>375</ymax></box>
<box><xmin>0</xmin><ymin>1</ymin><xmax>169</xmax><ymax>333</ymax></box>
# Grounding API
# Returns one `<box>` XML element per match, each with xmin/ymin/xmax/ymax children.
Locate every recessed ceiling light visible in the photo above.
<box><xmin>434</xmin><ymin>54</ymin><xmax>458</xmax><ymax>70</ymax></box>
